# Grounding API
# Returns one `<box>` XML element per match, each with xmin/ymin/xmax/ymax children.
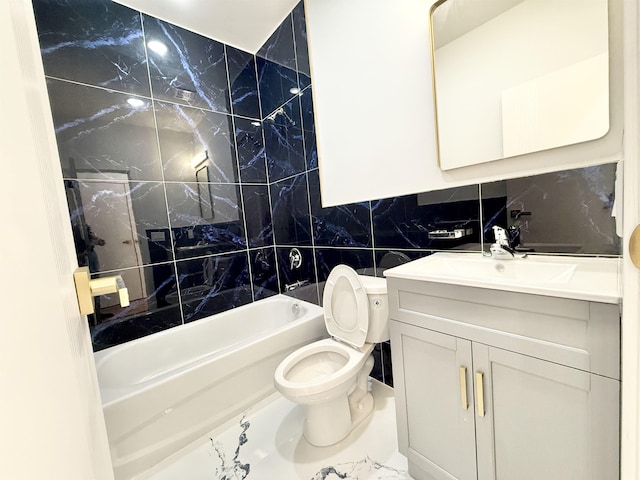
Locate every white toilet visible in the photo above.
<box><xmin>274</xmin><ymin>264</ymin><xmax>389</xmax><ymax>447</ymax></box>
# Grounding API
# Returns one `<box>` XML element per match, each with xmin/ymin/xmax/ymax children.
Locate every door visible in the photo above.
<box><xmin>79</xmin><ymin>172</ymin><xmax>146</xmax><ymax>306</ymax></box>
<box><xmin>391</xmin><ymin>321</ymin><xmax>477</xmax><ymax>480</ymax></box>
<box><xmin>473</xmin><ymin>344</ymin><xmax>620</xmax><ymax>480</ymax></box>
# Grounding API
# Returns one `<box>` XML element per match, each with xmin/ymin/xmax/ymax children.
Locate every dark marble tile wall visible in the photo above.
<box><xmin>480</xmin><ymin>164</ymin><xmax>620</xmax><ymax>255</ymax></box>
<box><xmin>34</xmin><ymin>0</ymin><xmax>272</xmax><ymax>352</ymax></box>
<box><xmin>35</xmin><ymin>0</ymin><xmax>621</xmax><ymax>391</ymax></box>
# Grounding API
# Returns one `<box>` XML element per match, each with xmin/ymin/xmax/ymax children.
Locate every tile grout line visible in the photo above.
<box><xmin>43</xmin><ymin>75</ymin><xmax>261</xmax><ymax>122</ymax></box>
<box><xmin>369</xmin><ymin>200</ymin><xmax>378</xmax><ymax>276</ymax></box>
<box><xmin>478</xmin><ymin>183</ymin><xmax>485</xmax><ymax>253</ymax></box>
<box><xmin>291</xmin><ymin>9</ymin><xmax>321</xmax><ymax>304</ymax></box>
<box><xmin>140</xmin><ymin>12</ymin><xmax>186</xmax><ymax>325</ymax></box>
<box><xmin>63</xmin><ymin>177</ymin><xmax>271</xmax><ymax>187</ymax></box>
<box><xmin>224</xmin><ymin>43</ymin><xmax>256</xmax><ymax>303</ymax></box>
<box><xmin>255</xmin><ymin>48</ymin><xmax>282</xmax><ymax>295</ymax></box>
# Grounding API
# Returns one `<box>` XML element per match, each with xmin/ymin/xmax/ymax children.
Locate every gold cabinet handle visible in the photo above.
<box><xmin>459</xmin><ymin>366</ymin><xmax>468</xmax><ymax>410</ymax></box>
<box><xmin>476</xmin><ymin>371</ymin><xmax>485</xmax><ymax>417</ymax></box>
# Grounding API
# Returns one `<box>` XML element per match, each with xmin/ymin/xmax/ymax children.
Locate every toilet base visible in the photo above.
<box><xmin>302</xmin><ymin>356</ymin><xmax>376</xmax><ymax>447</ymax></box>
<box><xmin>304</xmin><ymin>395</ymin><xmax>351</xmax><ymax>446</ymax></box>
<box><xmin>302</xmin><ymin>391</ymin><xmax>375</xmax><ymax>447</ymax></box>
<box><xmin>349</xmin><ymin>391</ymin><xmax>374</xmax><ymax>431</ymax></box>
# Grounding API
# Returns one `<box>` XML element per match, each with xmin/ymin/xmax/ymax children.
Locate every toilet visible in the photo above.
<box><xmin>274</xmin><ymin>264</ymin><xmax>389</xmax><ymax>447</ymax></box>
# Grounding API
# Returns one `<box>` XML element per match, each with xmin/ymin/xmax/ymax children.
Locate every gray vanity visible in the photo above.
<box><xmin>384</xmin><ymin>252</ymin><xmax>621</xmax><ymax>480</ymax></box>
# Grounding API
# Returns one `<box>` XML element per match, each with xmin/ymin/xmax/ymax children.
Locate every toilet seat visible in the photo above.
<box><xmin>323</xmin><ymin>265</ymin><xmax>369</xmax><ymax>348</ymax></box>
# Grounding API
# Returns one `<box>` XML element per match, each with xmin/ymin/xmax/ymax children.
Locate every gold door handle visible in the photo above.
<box><xmin>459</xmin><ymin>366</ymin><xmax>468</xmax><ymax>410</ymax></box>
<box><xmin>630</xmin><ymin>225</ymin><xmax>640</xmax><ymax>268</ymax></box>
<box><xmin>476</xmin><ymin>371</ymin><xmax>485</xmax><ymax>417</ymax></box>
<box><xmin>73</xmin><ymin>267</ymin><xmax>130</xmax><ymax>315</ymax></box>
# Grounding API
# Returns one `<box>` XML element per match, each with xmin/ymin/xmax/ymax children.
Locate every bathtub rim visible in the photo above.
<box><xmin>94</xmin><ymin>295</ymin><xmax>324</xmax><ymax>406</ymax></box>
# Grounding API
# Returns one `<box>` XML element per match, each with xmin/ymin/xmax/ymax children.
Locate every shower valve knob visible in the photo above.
<box><xmin>289</xmin><ymin>248</ymin><xmax>303</xmax><ymax>270</ymax></box>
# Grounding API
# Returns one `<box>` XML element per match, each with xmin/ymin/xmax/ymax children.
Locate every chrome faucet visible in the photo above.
<box><xmin>490</xmin><ymin>226</ymin><xmax>527</xmax><ymax>260</ymax></box>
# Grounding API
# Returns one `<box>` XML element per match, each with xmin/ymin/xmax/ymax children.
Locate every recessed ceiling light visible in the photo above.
<box><xmin>126</xmin><ymin>98</ymin><xmax>145</xmax><ymax>108</ymax></box>
<box><xmin>250</xmin><ymin>121</ymin><xmax>261</xmax><ymax>127</ymax></box>
<box><xmin>289</xmin><ymin>87</ymin><xmax>301</xmax><ymax>95</ymax></box>
<box><xmin>147</xmin><ymin>40</ymin><xmax>168</xmax><ymax>56</ymax></box>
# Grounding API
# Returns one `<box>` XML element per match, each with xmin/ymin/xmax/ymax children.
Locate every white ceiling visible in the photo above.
<box><xmin>113</xmin><ymin>0</ymin><xmax>300</xmax><ymax>54</ymax></box>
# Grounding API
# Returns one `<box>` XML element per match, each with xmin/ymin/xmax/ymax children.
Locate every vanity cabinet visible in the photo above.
<box><xmin>387</xmin><ymin>277</ymin><xmax>620</xmax><ymax>480</ymax></box>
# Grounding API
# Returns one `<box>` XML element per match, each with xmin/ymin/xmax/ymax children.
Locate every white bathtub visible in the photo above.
<box><xmin>93</xmin><ymin>295</ymin><xmax>326</xmax><ymax>480</ymax></box>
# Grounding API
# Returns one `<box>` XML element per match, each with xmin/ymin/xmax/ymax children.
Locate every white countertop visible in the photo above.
<box><xmin>384</xmin><ymin>252</ymin><xmax>622</xmax><ymax>304</ymax></box>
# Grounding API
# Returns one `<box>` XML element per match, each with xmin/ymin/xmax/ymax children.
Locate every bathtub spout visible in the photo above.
<box><xmin>285</xmin><ymin>279</ymin><xmax>309</xmax><ymax>291</ymax></box>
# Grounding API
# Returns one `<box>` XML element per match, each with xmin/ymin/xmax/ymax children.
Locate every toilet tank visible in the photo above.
<box><xmin>359</xmin><ymin>275</ymin><xmax>390</xmax><ymax>343</ymax></box>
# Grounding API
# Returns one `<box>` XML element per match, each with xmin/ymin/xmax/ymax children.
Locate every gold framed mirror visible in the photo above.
<box><xmin>430</xmin><ymin>0</ymin><xmax>610</xmax><ymax>171</ymax></box>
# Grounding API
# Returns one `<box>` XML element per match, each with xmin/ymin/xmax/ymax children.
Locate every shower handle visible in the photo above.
<box><xmin>289</xmin><ymin>248</ymin><xmax>302</xmax><ymax>270</ymax></box>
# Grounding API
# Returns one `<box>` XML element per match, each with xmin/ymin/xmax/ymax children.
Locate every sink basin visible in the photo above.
<box><xmin>426</xmin><ymin>255</ymin><xmax>577</xmax><ymax>284</ymax></box>
<box><xmin>384</xmin><ymin>252</ymin><xmax>621</xmax><ymax>303</ymax></box>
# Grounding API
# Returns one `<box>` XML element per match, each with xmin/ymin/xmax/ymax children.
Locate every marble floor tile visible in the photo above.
<box><xmin>139</xmin><ymin>380</ymin><xmax>413</xmax><ymax>480</ymax></box>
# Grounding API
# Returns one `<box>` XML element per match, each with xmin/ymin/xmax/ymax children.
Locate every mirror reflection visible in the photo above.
<box><xmin>431</xmin><ymin>0</ymin><xmax>609</xmax><ymax>170</ymax></box>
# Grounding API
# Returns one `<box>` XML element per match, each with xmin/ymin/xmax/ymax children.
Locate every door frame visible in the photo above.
<box><xmin>621</xmin><ymin>0</ymin><xmax>640</xmax><ymax>477</ymax></box>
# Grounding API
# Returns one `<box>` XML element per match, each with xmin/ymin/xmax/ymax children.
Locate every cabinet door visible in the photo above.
<box><xmin>473</xmin><ymin>344</ymin><xmax>620</xmax><ymax>480</ymax></box>
<box><xmin>390</xmin><ymin>322</ymin><xmax>477</xmax><ymax>480</ymax></box>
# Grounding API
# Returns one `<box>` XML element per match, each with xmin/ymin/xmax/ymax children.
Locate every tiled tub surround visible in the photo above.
<box><xmin>35</xmin><ymin>0</ymin><xmax>621</xmax><ymax>390</ymax></box>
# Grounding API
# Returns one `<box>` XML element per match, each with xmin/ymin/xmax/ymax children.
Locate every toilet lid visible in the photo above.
<box><xmin>323</xmin><ymin>265</ymin><xmax>368</xmax><ymax>347</ymax></box>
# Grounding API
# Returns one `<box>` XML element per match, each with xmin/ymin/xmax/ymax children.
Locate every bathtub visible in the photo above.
<box><xmin>93</xmin><ymin>295</ymin><xmax>326</xmax><ymax>480</ymax></box>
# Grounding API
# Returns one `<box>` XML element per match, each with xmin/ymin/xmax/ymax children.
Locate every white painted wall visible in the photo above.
<box><xmin>1</xmin><ymin>0</ymin><xmax>113</xmax><ymax>478</ymax></box>
<box><xmin>306</xmin><ymin>0</ymin><xmax>623</xmax><ymax>207</ymax></box>
<box><xmin>306</xmin><ymin>0</ymin><xmax>438</xmax><ymax>207</ymax></box>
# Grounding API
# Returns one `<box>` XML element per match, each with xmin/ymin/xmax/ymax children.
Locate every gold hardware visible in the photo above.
<box><xmin>459</xmin><ymin>366</ymin><xmax>468</xmax><ymax>410</ymax></box>
<box><xmin>476</xmin><ymin>371</ymin><xmax>485</xmax><ymax>417</ymax></box>
<box><xmin>73</xmin><ymin>267</ymin><xmax>94</xmax><ymax>315</ymax></box>
<box><xmin>630</xmin><ymin>225</ymin><xmax>640</xmax><ymax>269</ymax></box>
<box><xmin>429</xmin><ymin>0</ymin><xmax>446</xmax><ymax>170</ymax></box>
<box><xmin>73</xmin><ymin>266</ymin><xmax>130</xmax><ymax>315</ymax></box>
